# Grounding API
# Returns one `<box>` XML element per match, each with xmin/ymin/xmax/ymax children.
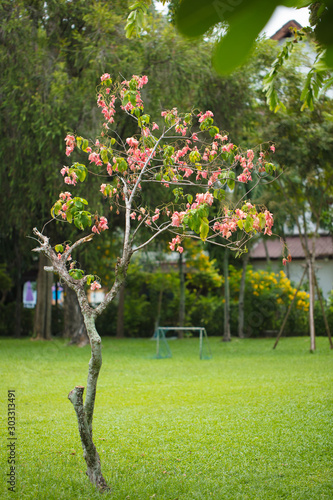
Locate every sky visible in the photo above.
<box><xmin>154</xmin><ymin>3</ymin><xmax>311</xmax><ymax>38</ymax></box>
<box><xmin>260</xmin><ymin>6</ymin><xmax>310</xmax><ymax>37</ymax></box>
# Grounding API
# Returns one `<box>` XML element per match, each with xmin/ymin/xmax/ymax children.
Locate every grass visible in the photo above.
<box><xmin>0</xmin><ymin>335</ymin><xmax>332</xmax><ymax>499</ymax></box>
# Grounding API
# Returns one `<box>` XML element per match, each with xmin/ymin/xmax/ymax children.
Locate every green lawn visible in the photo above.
<box><xmin>0</xmin><ymin>336</ymin><xmax>332</xmax><ymax>499</ymax></box>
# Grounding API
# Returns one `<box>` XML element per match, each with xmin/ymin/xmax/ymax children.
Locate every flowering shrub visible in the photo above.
<box><xmin>229</xmin><ymin>266</ymin><xmax>310</xmax><ymax>336</ymax></box>
<box><xmin>48</xmin><ymin>73</ymin><xmax>279</xmax><ymax>296</ymax></box>
<box><xmin>33</xmin><ymin>73</ymin><xmax>280</xmax><ymax>490</ymax></box>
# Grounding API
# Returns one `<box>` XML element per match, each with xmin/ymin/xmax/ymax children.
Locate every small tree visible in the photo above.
<box><xmin>32</xmin><ymin>74</ymin><xmax>276</xmax><ymax>490</ymax></box>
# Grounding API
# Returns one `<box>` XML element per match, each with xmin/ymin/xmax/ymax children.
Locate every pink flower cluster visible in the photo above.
<box><xmin>282</xmin><ymin>254</ymin><xmax>292</xmax><ymax>266</ymax></box>
<box><xmin>61</xmin><ymin>166</ymin><xmax>78</xmax><ymax>186</ymax></box>
<box><xmin>88</xmin><ymin>151</ymin><xmax>103</xmax><ymax>167</ymax></box>
<box><xmin>98</xmin><ymin>93</ymin><xmax>116</xmax><ymax>126</ymax></box>
<box><xmin>171</xmin><ymin>192</ymin><xmax>214</xmax><ymax>227</ymax></box>
<box><xmin>100</xmin><ymin>73</ymin><xmax>111</xmax><ymax>82</ymax></box>
<box><xmin>198</xmin><ymin>110</ymin><xmax>214</xmax><ymax>123</ymax></box>
<box><xmin>92</xmin><ymin>216</ymin><xmax>109</xmax><ymax>235</ymax></box>
<box><xmin>169</xmin><ymin>235</ymin><xmax>183</xmax><ymax>253</ymax></box>
<box><xmin>65</xmin><ymin>134</ymin><xmax>75</xmax><ymax>157</ymax></box>
<box><xmin>213</xmin><ymin>203</ymin><xmax>274</xmax><ymax>239</ymax></box>
<box><xmin>90</xmin><ymin>281</ymin><xmax>101</xmax><ymax>290</ymax></box>
<box><xmin>57</xmin><ymin>192</ymin><xmax>72</xmax><ymax>220</ymax></box>
<box><xmin>234</xmin><ymin>149</ymin><xmax>255</xmax><ymax>184</ymax></box>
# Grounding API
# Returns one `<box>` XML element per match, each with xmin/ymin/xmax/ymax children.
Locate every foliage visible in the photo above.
<box><xmin>126</xmin><ymin>1</ymin><xmax>333</xmax><ymax>110</ymax></box>
<box><xmin>1</xmin><ymin>336</ymin><xmax>332</xmax><ymax>498</ymax></box>
<box><xmin>228</xmin><ymin>266</ymin><xmax>312</xmax><ymax>336</ymax></box>
<box><xmin>45</xmin><ymin>73</ymin><xmax>276</xmax><ymax>300</ymax></box>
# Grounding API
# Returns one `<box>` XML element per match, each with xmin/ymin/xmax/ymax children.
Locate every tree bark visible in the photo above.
<box><xmin>68</xmin><ymin>313</ymin><xmax>108</xmax><ymax>491</ymax></box>
<box><xmin>33</xmin><ymin>253</ymin><xmax>53</xmax><ymax>340</ymax></box>
<box><xmin>238</xmin><ymin>252</ymin><xmax>249</xmax><ymax>338</ymax></box>
<box><xmin>308</xmin><ymin>255</ymin><xmax>316</xmax><ymax>352</ymax></box>
<box><xmin>64</xmin><ymin>285</ymin><xmax>89</xmax><ymax>346</ymax></box>
<box><xmin>223</xmin><ymin>249</ymin><xmax>231</xmax><ymax>342</ymax></box>
<box><xmin>116</xmin><ymin>283</ymin><xmax>125</xmax><ymax>338</ymax></box>
<box><xmin>178</xmin><ymin>252</ymin><xmax>185</xmax><ymax>339</ymax></box>
<box><xmin>14</xmin><ymin>234</ymin><xmax>22</xmax><ymax>338</ymax></box>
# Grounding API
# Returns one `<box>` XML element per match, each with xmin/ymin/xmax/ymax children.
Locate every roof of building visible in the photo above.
<box><xmin>250</xmin><ymin>235</ymin><xmax>333</xmax><ymax>260</ymax></box>
<box><xmin>270</xmin><ymin>20</ymin><xmax>303</xmax><ymax>41</ymax></box>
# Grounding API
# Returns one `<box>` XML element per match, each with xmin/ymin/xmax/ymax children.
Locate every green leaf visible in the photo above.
<box><xmin>212</xmin><ymin>1</ymin><xmax>278</xmax><ymax>75</ymax></box>
<box><xmin>117</xmin><ymin>158</ymin><xmax>128</xmax><ymax>173</ymax></box>
<box><xmin>199</xmin><ymin>217</ymin><xmax>209</xmax><ymax>241</ymax></box>
<box><xmin>55</xmin><ymin>244</ymin><xmax>64</xmax><ymax>253</ymax></box>
<box><xmin>86</xmin><ymin>275</ymin><xmax>95</xmax><ymax>286</ymax></box>
<box><xmin>227</xmin><ymin>171</ymin><xmax>235</xmax><ymax>191</ymax></box>
<box><xmin>51</xmin><ymin>200</ymin><xmax>62</xmax><ymax>217</ymax></box>
<box><xmin>74</xmin><ymin>164</ymin><xmax>87</xmax><ymax>182</ymax></box>
<box><xmin>100</xmin><ymin>149</ymin><xmax>108</xmax><ymax>164</ymax></box>
<box><xmin>82</xmin><ymin>139</ymin><xmax>89</xmax><ymax>152</ymax></box>
<box><xmin>209</xmin><ymin>126</ymin><xmax>219</xmax><ymax>138</ymax></box>
<box><xmin>243</xmin><ymin>216</ymin><xmax>253</xmax><ymax>233</ymax></box>
<box><xmin>69</xmin><ymin>269</ymin><xmax>84</xmax><ymax>280</ymax></box>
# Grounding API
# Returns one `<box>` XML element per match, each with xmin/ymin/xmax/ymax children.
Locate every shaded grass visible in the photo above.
<box><xmin>0</xmin><ymin>336</ymin><xmax>332</xmax><ymax>499</ymax></box>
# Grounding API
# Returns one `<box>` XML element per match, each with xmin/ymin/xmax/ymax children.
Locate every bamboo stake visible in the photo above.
<box><xmin>314</xmin><ymin>273</ymin><xmax>333</xmax><ymax>349</ymax></box>
<box><xmin>273</xmin><ymin>267</ymin><xmax>307</xmax><ymax>349</ymax></box>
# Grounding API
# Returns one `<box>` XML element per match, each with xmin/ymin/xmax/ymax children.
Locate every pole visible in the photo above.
<box><xmin>273</xmin><ymin>267</ymin><xmax>307</xmax><ymax>349</ymax></box>
<box><xmin>313</xmin><ymin>273</ymin><xmax>333</xmax><ymax>349</ymax></box>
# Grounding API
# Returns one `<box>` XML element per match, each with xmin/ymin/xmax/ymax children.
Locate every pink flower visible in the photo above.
<box><xmin>98</xmin><ymin>216</ymin><xmax>108</xmax><ymax>231</ymax></box>
<box><xmin>191</xmin><ymin>133</ymin><xmax>199</xmax><ymax>141</ymax></box>
<box><xmin>130</xmin><ymin>212</ymin><xmax>136</xmax><ymax>220</ymax></box>
<box><xmin>138</xmin><ymin>75</ymin><xmax>148</xmax><ymax>88</ymax></box>
<box><xmin>270</xmin><ymin>145</ymin><xmax>275</xmax><ymax>153</ymax></box>
<box><xmin>100</xmin><ymin>184</ymin><xmax>107</xmax><ymax>194</ymax></box>
<box><xmin>177</xmin><ymin>246</ymin><xmax>184</xmax><ymax>254</ymax></box>
<box><xmin>282</xmin><ymin>258</ymin><xmax>287</xmax><ymax>266</ymax></box>
<box><xmin>88</xmin><ymin>152</ymin><xmax>103</xmax><ymax>166</ymax></box>
<box><xmin>198</xmin><ymin>110</ymin><xmax>214</xmax><ymax>123</ymax></box>
<box><xmin>126</xmin><ymin>137</ymin><xmax>139</xmax><ymax>148</ymax></box>
<box><xmin>171</xmin><ymin>212</ymin><xmax>182</xmax><ymax>227</ymax></box>
<box><xmin>247</xmin><ymin>149</ymin><xmax>254</xmax><ymax>161</ymax></box>
<box><xmin>222</xmin><ymin>143</ymin><xmax>234</xmax><ymax>153</ymax></box>
<box><xmin>91</xmin><ymin>281</ymin><xmax>101</xmax><ymax>290</ymax></box>
<box><xmin>101</xmin><ymin>73</ymin><xmax>111</xmax><ymax>82</ymax></box>
<box><xmin>152</xmin><ymin>122</ymin><xmax>159</xmax><ymax>131</ymax></box>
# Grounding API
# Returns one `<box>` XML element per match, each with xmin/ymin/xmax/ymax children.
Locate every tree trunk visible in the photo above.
<box><xmin>68</xmin><ymin>313</ymin><xmax>108</xmax><ymax>491</ymax></box>
<box><xmin>238</xmin><ymin>252</ymin><xmax>249</xmax><ymax>338</ymax></box>
<box><xmin>33</xmin><ymin>253</ymin><xmax>53</xmax><ymax>340</ymax></box>
<box><xmin>263</xmin><ymin>238</ymin><xmax>271</xmax><ymax>266</ymax></box>
<box><xmin>116</xmin><ymin>283</ymin><xmax>125</xmax><ymax>338</ymax></box>
<box><xmin>14</xmin><ymin>235</ymin><xmax>22</xmax><ymax>337</ymax></box>
<box><xmin>308</xmin><ymin>255</ymin><xmax>316</xmax><ymax>352</ymax></box>
<box><xmin>154</xmin><ymin>287</ymin><xmax>163</xmax><ymax>332</ymax></box>
<box><xmin>64</xmin><ymin>285</ymin><xmax>89</xmax><ymax>346</ymax></box>
<box><xmin>223</xmin><ymin>249</ymin><xmax>231</xmax><ymax>342</ymax></box>
<box><xmin>178</xmin><ymin>252</ymin><xmax>185</xmax><ymax>339</ymax></box>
